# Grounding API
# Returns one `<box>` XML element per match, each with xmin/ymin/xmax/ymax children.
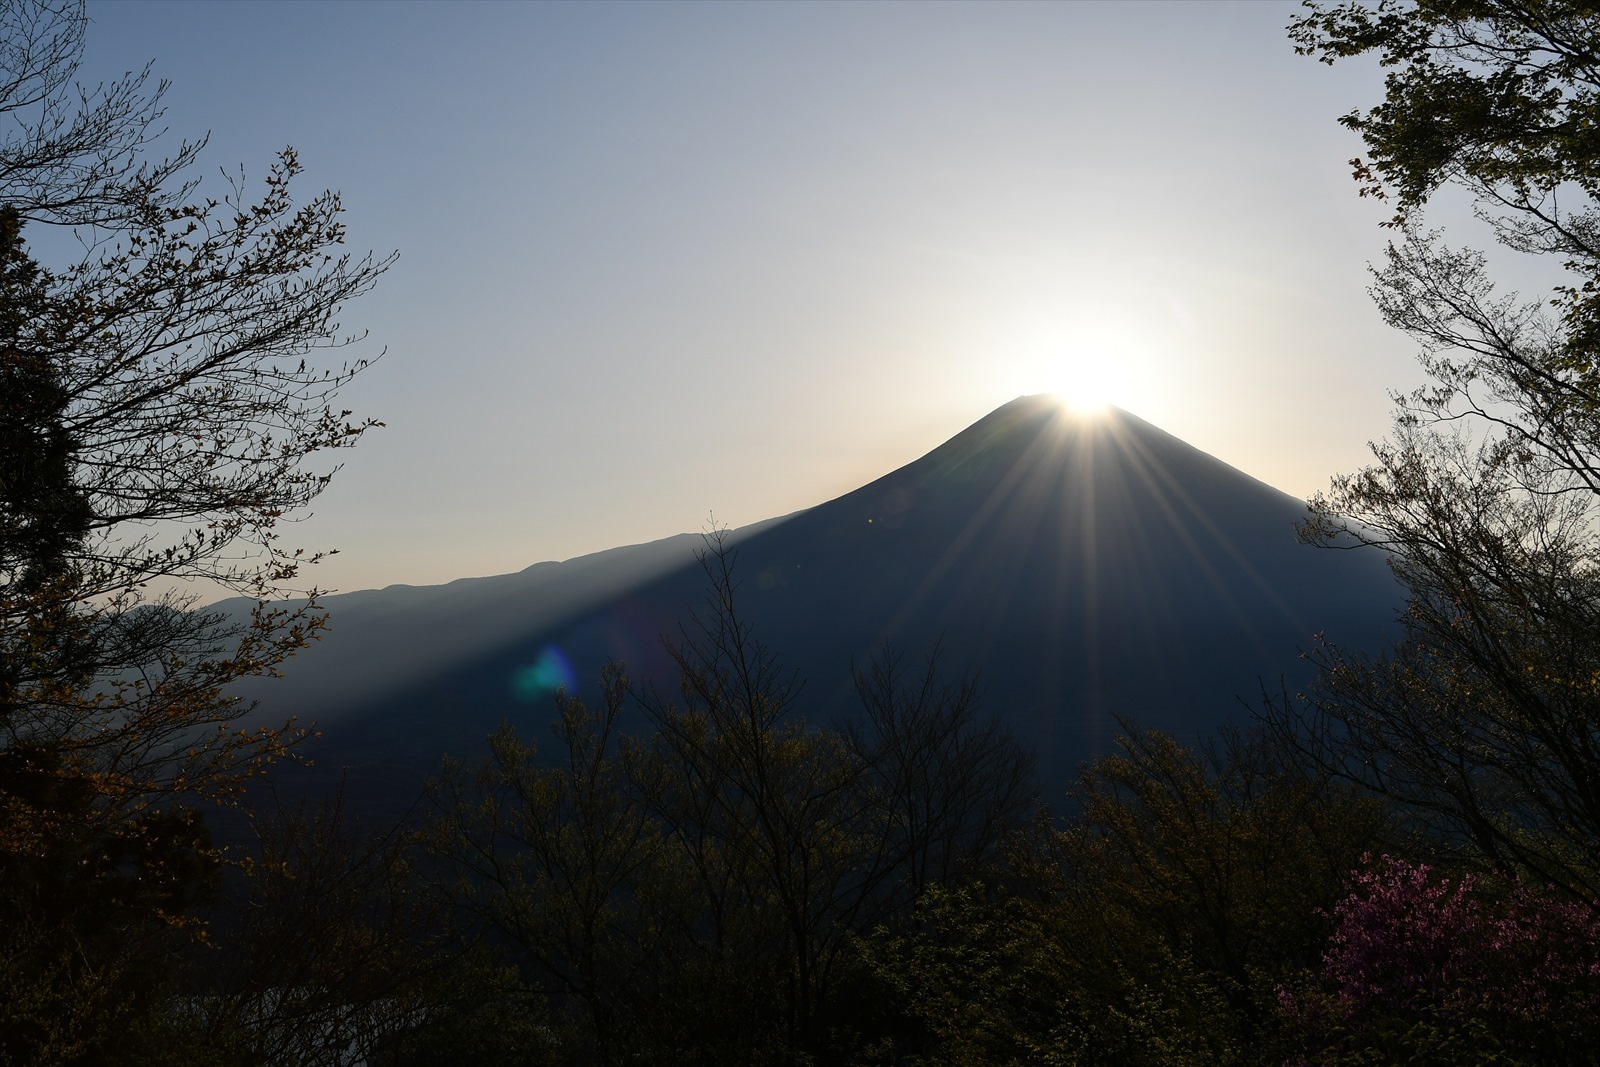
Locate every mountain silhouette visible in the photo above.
<box><xmin>243</xmin><ymin>396</ymin><xmax>1401</xmax><ymax>800</ymax></box>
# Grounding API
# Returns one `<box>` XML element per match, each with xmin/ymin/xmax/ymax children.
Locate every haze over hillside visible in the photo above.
<box><xmin>241</xmin><ymin>396</ymin><xmax>1402</xmax><ymax>798</ymax></box>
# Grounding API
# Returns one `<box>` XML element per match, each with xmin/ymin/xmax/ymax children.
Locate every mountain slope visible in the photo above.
<box><xmin>251</xmin><ymin>396</ymin><xmax>1401</xmax><ymax>798</ymax></box>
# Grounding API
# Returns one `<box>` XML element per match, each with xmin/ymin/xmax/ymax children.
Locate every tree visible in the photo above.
<box><xmin>847</xmin><ymin>640</ymin><xmax>1037</xmax><ymax>904</ymax></box>
<box><xmin>0</xmin><ymin>204</ymin><xmax>82</xmax><ymax>593</ymax></box>
<box><xmin>427</xmin><ymin>534</ymin><xmax>1038</xmax><ymax>1065</ymax></box>
<box><xmin>1286</xmin><ymin>1</ymin><xmax>1600</xmax><ymax>894</ymax></box>
<box><xmin>1281</xmin><ymin>856</ymin><xmax>1600</xmax><ymax>1065</ymax></box>
<box><xmin>629</xmin><ymin>532</ymin><xmax>1036</xmax><ymax>1059</ymax></box>
<box><xmin>865</xmin><ymin>726</ymin><xmax>1393</xmax><ymax>1066</ymax></box>
<box><xmin>0</xmin><ymin>0</ymin><xmax>205</xmax><ymax>228</ymax></box>
<box><xmin>1289</xmin><ymin>0</ymin><xmax>1600</xmax><ymax>404</ymax></box>
<box><xmin>428</xmin><ymin>670</ymin><xmax>692</xmax><ymax>1065</ymax></box>
<box><xmin>1057</xmin><ymin>728</ymin><xmax>1393</xmax><ymax>1051</ymax></box>
<box><xmin>0</xmin><ymin>200</ymin><xmax>90</xmax><ymax>759</ymax></box>
<box><xmin>173</xmin><ymin>788</ymin><xmax>474</xmax><ymax>1067</ymax></box>
<box><xmin>0</xmin><ymin>1</ymin><xmax>392</xmax><ymax>1058</ymax></box>
<box><xmin>0</xmin><ymin>0</ymin><xmax>392</xmax><ymax>852</ymax></box>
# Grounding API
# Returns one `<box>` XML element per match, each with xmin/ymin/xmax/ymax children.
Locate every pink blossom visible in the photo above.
<box><xmin>1280</xmin><ymin>856</ymin><xmax>1600</xmax><ymax>1062</ymax></box>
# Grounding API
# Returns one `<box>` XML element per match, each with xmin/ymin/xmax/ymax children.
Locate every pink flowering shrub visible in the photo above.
<box><xmin>1280</xmin><ymin>855</ymin><xmax>1600</xmax><ymax>1065</ymax></box>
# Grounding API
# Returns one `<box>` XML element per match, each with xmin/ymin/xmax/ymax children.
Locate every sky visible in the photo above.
<box><xmin>76</xmin><ymin>0</ymin><xmax>1444</xmax><ymax>595</ymax></box>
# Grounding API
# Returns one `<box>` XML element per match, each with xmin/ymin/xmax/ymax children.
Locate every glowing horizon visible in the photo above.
<box><xmin>74</xmin><ymin>2</ymin><xmax>1413</xmax><ymax>595</ymax></box>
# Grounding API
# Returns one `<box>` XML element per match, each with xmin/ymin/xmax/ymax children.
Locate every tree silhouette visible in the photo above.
<box><xmin>0</xmin><ymin>3</ymin><xmax>392</xmax><ymax>1059</ymax></box>
<box><xmin>429</xmin><ymin>533</ymin><xmax>1038</xmax><ymax>1065</ymax></box>
<box><xmin>1288</xmin><ymin>0</ymin><xmax>1600</xmax><ymax>896</ymax></box>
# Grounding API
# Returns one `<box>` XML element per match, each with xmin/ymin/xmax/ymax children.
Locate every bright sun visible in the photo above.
<box><xmin>1043</xmin><ymin>344</ymin><xmax>1128</xmax><ymax>414</ymax></box>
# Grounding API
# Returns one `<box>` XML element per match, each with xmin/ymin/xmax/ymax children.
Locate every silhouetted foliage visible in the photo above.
<box><xmin>0</xmin><ymin>2</ymin><xmax>390</xmax><ymax>1061</ymax></box>
<box><xmin>1284</xmin><ymin>0</ymin><xmax>1600</xmax><ymax>898</ymax></box>
<box><xmin>849</xmin><ymin>640</ymin><xmax>1037</xmax><ymax>904</ymax></box>
<box><xmin>1235</xmin><ymin>7</ymin><xmax>1600</xmax><ymax>1057</ymax></box>
<box><xmin>866</xmin><ymin>725</ymin><xmax>1395</xmax><ymax>1066</ymax></box>
<box><xmin>0</xmin><ymin>0</ymin><xmax>391</xmax><ymax>840</ymax></box>
<box><xmin>0</xmin><ymin>204</ymin><xmax>83</xmax><ymax>599</ymax></box>
<box><xmin>170</xmin><ymin>790</ymin><xmax>451</xmax><ymax>1065</ymax></box>
<box><xmin>428</xmin><ymin>533</ymin><xmax>1038</xmax><ymax>1065</ymax></box>
<box><xmin>0</xmin><ymin>742</ymin><xmax>217</xmax><ymax>1065</ymax></box>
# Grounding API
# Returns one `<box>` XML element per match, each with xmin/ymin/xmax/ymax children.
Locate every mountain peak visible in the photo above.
<box><xmin>886</xmin><ymin>394</ymin><xmax>1241</xmax><ymax>511</ymax></box>
<box><xmin>248</xmin><ymin>395</ymin><xmax>1402</xmax><ymax>803</ymax></box>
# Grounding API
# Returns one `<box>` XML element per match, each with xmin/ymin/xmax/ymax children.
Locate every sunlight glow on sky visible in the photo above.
<box><xmin>76</xmin><ymin>0</ymin><xmax>1429</xmax><ymax>595</ymax></box>
<box><xmin>1021</xmin><ymin>343</ymin><xmax>1132</xmax><ymax>415</ymax></box>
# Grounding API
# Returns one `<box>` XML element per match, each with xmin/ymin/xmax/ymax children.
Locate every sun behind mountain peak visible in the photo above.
<box><xmin>1042</xmin><ymin>344</ymin><xmax>1128</xmax><ymax>416</ymax></box>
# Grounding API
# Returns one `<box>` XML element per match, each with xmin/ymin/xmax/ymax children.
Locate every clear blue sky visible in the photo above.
<box><xmin>82</xmin><ymin>0</ymin><xmax>1425</xmax><ymax>594</ymax></box>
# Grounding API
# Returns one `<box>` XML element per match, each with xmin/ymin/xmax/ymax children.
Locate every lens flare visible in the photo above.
<box><xmin>510</xmin><ymin>644</ymin><xmax>576</xmax><ymax>701</ymax></box>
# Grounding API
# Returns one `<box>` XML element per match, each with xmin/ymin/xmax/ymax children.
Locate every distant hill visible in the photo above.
<box><xmin>238</xmin><ymin>396</ymin><xmax>1402</xmax><ymax>803</ymax></box>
